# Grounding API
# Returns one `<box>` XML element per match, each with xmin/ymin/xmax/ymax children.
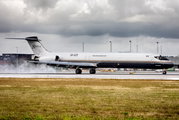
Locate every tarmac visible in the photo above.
<box><xmin>1</xmin><ymin>71</ymin><xmax>179</xmax><ymax>80</ymax></box>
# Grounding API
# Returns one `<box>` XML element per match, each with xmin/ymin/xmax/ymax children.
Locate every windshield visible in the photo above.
<box><xmin>154</xmin><ymin>55</ymin><xmax>169</xmax><ymax>60</ymax></box>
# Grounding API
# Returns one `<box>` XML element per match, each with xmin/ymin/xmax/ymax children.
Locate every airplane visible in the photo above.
<box><xmin>6</xmin><ymin>36</ymin><xmax>174</xmax><ymax>74</ymax></box>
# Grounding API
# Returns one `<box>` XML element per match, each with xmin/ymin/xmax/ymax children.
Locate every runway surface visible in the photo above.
<box><xmin>1</xmin><ymin>71</ymin><xmax>179</xmax><ymax>80</ymax></box>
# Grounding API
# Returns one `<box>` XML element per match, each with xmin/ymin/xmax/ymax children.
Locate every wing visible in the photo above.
<box><xmin>29</xmin><ymin>61</ymin><xmax>97</xmax><ymax>68</ymax></box>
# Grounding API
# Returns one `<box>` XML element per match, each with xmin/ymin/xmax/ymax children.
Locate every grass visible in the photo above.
<box><xmin>0</xmin><ymin>78</ymin><xmax>179</xmax><ymax>119</ymax></box>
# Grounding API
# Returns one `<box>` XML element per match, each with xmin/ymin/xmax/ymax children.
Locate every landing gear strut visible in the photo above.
<box><xmin>76</xmin><ymin>68</ymin><xmax>82</xmax><ymax>74</ymax></box>
<box><xmin>89</xmin><ymin>68</ymin><xmax>96</xmax><ymax>74</ymax></box>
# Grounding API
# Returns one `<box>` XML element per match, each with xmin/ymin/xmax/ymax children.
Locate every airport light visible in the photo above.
<box><xmin>129</xmin><ymin>40</ymin><xmax>131</xmax><ymax>52</ymax></box>
<box><xmin>161</xmin><ymin>46</ymin><xmax>162</xmax><ymax>55</ymax></box>
<box><xmin>16</xmin><ymin>47</ymin><xmax>18</xmax><ymax>73</ymax></box>
<box><xmin>82</xmin><ymin>42</ymin><xmax>84</xmax><ymax>52</ymax></box>
<box><xmin>157</xmin><ymin>42</ymin><xmax>159</xmax><ymax>54</ymax></box>
<box><xmin>136</xmin><ymin>45</ymin><xmax>138</xmax><ymax>53</ymax></box>
<box><xmin>110</xmin><ymin>41</ymin><xmax>112</xmax><ymax>52</ymax></box>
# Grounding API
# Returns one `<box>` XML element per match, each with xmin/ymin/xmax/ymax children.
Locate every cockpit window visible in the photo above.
<box><xmin>154</xmin><ymin>55</ymin><xmax>169</xmax><ymax>60</ymax></box>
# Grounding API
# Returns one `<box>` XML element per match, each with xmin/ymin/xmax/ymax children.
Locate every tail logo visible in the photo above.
<box><xmin>32</xmin><ymin>45</ymin><xmax>41</xmax><ymax>49</ymax></box>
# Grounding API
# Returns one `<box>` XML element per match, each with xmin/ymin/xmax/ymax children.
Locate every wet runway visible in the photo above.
<box><xmin>1</xmin><ymin>71</ymin><xmax>179</xmax><ymax>80</ymax></box>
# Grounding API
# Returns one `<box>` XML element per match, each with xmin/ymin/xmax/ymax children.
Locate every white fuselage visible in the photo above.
<box><xmin>41</xmin><ymin>52</ymin><xmax>160</xmax><ymax>62</ymax></box>
<box><xmin>37</xmin><ymin>52</ymin><xmax>173</xmax><ymax>69</ymax></box>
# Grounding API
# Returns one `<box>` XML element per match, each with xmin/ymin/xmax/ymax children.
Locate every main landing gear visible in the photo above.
<box><xmin>75</xmin><ymin>68</ymin><xmax>96</xmax><ymax>74</ymax></box>
<box><xmin>162</xmin><ymin>70</ymin><xmax>167</xmax><ymax>75</ymax></box>
<box><xmin>75</xmin><ymin>68</ymin><xmax>82</xmax><ymax>74</ymax></box>
<box><xmin>89</xmin><ymin>68</ymin><xmax>96</xmax><ymax>74</ymax></box>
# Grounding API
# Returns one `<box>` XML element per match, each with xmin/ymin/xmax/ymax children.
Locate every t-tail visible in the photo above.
<box><xmin>6</xmin><ymin>36</ymin><xmax>49</xmax><ymax>56</ymax></box>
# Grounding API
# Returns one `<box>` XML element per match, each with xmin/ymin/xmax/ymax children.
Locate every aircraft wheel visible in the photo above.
<box><xmin>90</xmin><ymin>68</ymin><xmax>96</xmax><ymax>74</ymax></box>
<box><xmin>162</xmin><ymin>71</ymin><xmax>167</xmax><ymax>75</ymax></box>
<box><xmin>76</xmin><ymin>69</ymin><xmax>82</xmax><ymax>74</ymax></box>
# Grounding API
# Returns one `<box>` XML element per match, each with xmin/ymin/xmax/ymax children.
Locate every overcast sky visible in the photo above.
<box><xmin>0</xmin><ymin>0</ymin><xmax>179</xmax><ymax>55</ymax></box>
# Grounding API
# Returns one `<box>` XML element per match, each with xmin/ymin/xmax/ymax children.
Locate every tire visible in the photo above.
<box><xmin>162</xmin><ymin>71</ymin><xmax>167</xmax><ymax>75</ymax></box>
<box><xmin>90</xmin><ymin>69</ymin><xmax>96</xmax><ymax>74</ymax></box>
<box><xmin>76</xmin><ymin>69</ymin><xmax>82</xmax><ymax>74</ymax></box>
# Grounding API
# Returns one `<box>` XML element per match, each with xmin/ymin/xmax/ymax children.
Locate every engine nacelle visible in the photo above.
<box><xmin>34</xmin><ymin>56</ymin><xmax>39</xmax><ymax>61</ymax></box>
<box><xmin>37</xmin><ymin>55</ymin><xmax>60</xmax><ymax>61</ymax></box>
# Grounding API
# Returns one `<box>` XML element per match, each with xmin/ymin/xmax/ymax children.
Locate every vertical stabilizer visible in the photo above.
<box><xmin>25</xmin><ymin>36</ymin><xmax>49</xmax><ymax>56</ymax></box>
<box><xmin>6</xmin><ymin>36</ymin><xmax>49</xmax><ymax>56</ymax></box>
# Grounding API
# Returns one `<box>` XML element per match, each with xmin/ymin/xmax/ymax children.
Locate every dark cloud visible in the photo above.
<box><xmin>0</xmin><ymin>0</ymin><xmax>179</xmax><ymax>39</ymax></box>
<box><xmin>0</xmin><ymin>1</ymin><xmax>24</xmax><ymax>33</ymax></box>
<box><xmin>23</xmin><ymin>0</ymin><xmax>59</xmax><ymax>10</ymax></box>
<box><xmin>50</xmin><ymin>21</ymin><xmax>179</xmax><ymax>39</ymax></box>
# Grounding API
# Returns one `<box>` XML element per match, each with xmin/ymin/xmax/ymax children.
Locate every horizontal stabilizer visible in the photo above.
<box><xmin>6</xmin><ymin>36</ymin><xmax>48</xmax><ymax>55</ymax></box>
<box><xmin>6</xmin><ymin>36</ymin><xmax>40</xmax><ymax>41</ymax></box>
